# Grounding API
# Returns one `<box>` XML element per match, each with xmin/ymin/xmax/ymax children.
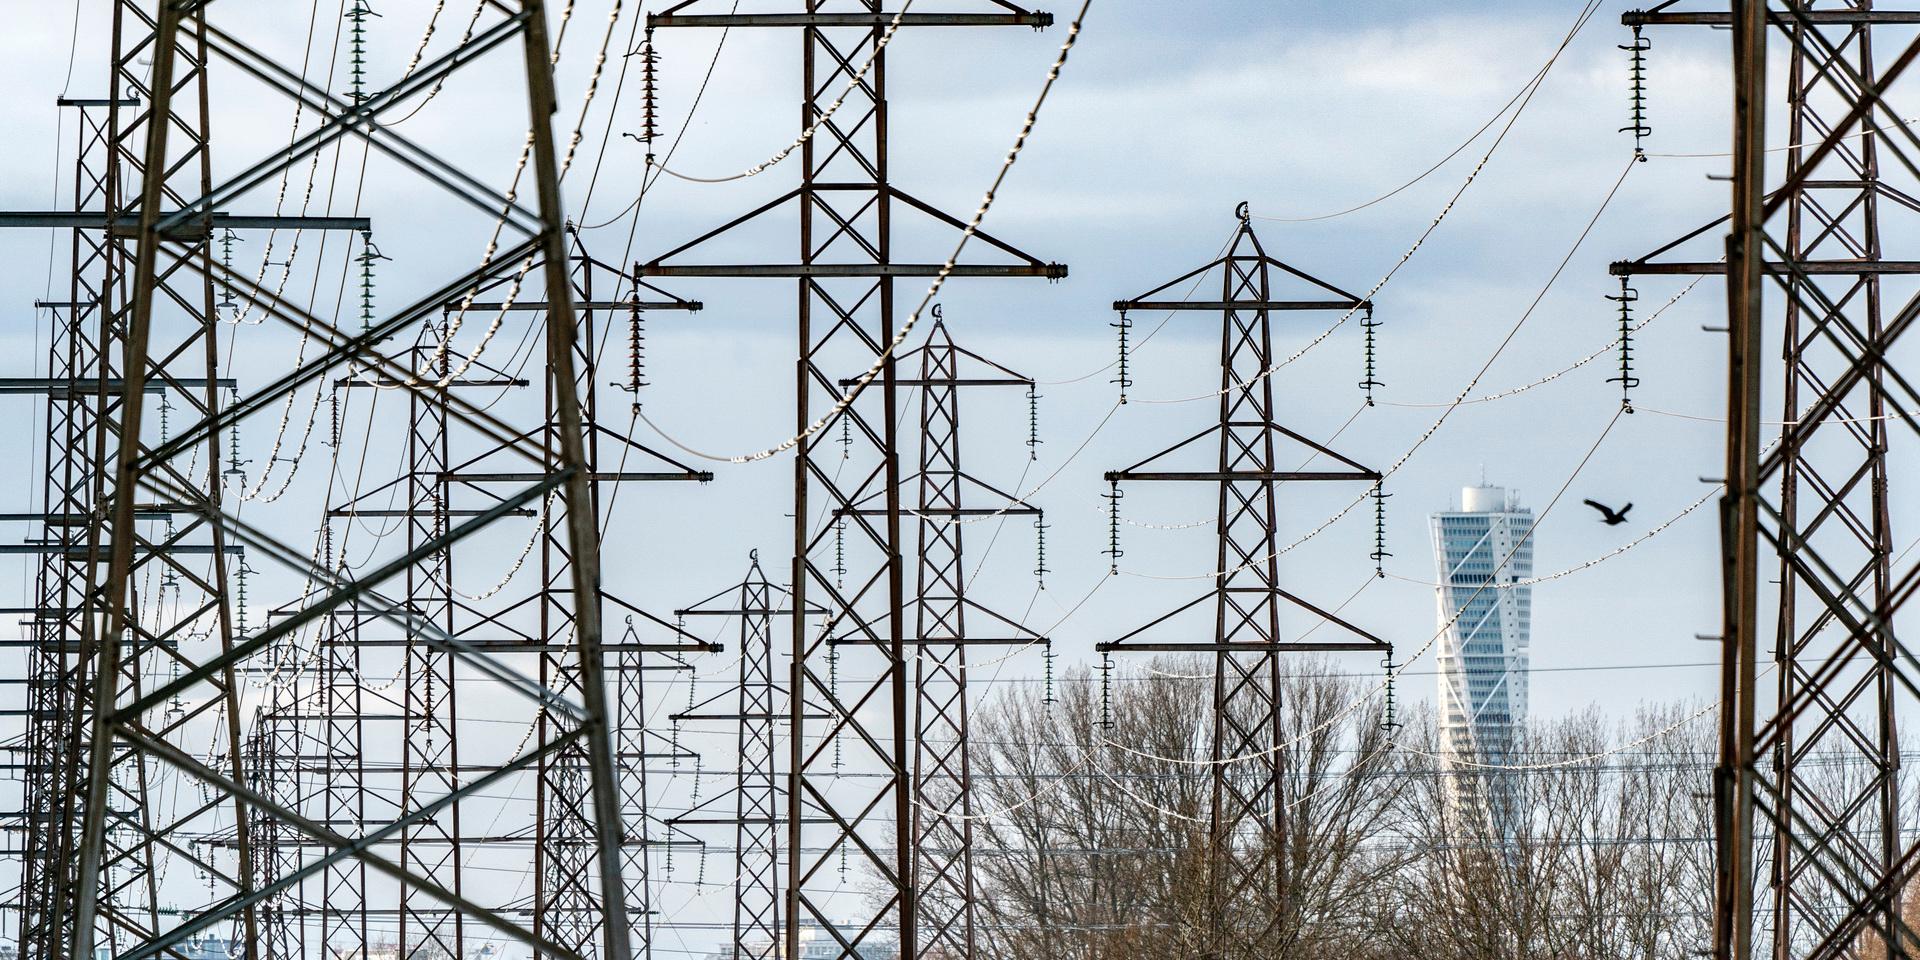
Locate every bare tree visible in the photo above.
<box><xmin>957</xmin><ymin>656</ymin><xmax>1726</xmax><ymax>960</ymax></box>
<box><xmin>967</xmin><ymin>657</ymin><xmax>1412</xmax><ymax>960</ymax></box>
<box><xmin>1379</xmin><ymin>703</ymin><xmax>1715</xmax><ymax>960</ymax></box>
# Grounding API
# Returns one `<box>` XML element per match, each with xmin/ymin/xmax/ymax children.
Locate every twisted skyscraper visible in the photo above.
<box><xmin>1431</xmin><ymin>483</ymin><xmax>1534</xmax><ymax>836</ymax></box>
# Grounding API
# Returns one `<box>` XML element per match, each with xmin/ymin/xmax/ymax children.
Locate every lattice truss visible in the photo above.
<box><xmin>0</xmin><ymin>3</ymin><xmax>712</xmax><ymax>959</ymax></box>
<box><xmin>673</xmin><ymin>555</ymin><xmax>818</xmax><ymax>960</ymax></box>
<box><xmin>1618</xmin><ymin>3</ymin><xmax>1920</xmax><ymax>958</ymax></box>
<box><xmin>638</xmin><ymin>5</ymin><xmax>1063</xmax><ymax>960</ymax></box>
<box><xmin>1098</xmin><ymin>211</ymin><xmax>1388</xmax><ymax>958</ymax></box>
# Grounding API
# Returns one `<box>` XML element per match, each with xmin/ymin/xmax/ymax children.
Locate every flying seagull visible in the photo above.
<box><xmin>1583</xmin><ymin>499</ymin><xmax>1632</xmax><ymax>526</ymax></box>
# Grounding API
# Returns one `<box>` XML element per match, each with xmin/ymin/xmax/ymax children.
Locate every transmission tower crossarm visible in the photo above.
<box><xmin>0</xmin><ymin>212</ymin><xmax>370</xmax><ymax>233</ymax></box>
<box><xmin>650</xmin><ymin>12</ymin><xmax>1051</xmax><ymax>27</ymax></box>
<box><xmin>1626</xmin><ymin>9</ymin><xmax>1920</xmax><ymax>25</ymax></box>
<box><xmin>1619</xmin><ymin>259</ymin><xmax>1920</xmax><ymax>274</ymax></box>
<box><xmin>641</xmin><ymin>263</ymin><xmax>1063</xmax><ymax>278</ymax></box>
<box><xmin>1114</xmin><ymin>299</ymin><xmax>1367</xmax><ymax>311</ymax></box>
<box><xmin>1106</xmin><ymin>469</ymin><xmax>1378</xmax><ymax>482</ymax></box>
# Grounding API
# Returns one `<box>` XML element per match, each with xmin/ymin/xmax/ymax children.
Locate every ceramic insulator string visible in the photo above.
<box><xmin>832</xmin><ymin>516</ymin><xmax>847</xmax><ymax>590</ymax></box>
<box><xmin>1358</xmin><ymin>305</ymin><xmax>1383</xmax><ymax>405</ymax></box>
<box><xmin>829</xmin><ymin>646</ymin><xmax>843</xmax><ymax>770</ymax></box>
<box><xmin>1605</xmin><ymin>276</ymin><xmax>1641</xmax><ymax>410</ymax></box>
<box><xmin>1369</xmin><ymin>482</ymin><xmax>1391</xmax><ymax>577</ymax></box>
<box><xmin>669</xmin><ymin>676</ymin><xmax>685</xmax><ymax>767</ymax></box>
<box><xmin>347</xmin><ymin>0</ymin><xmax>378</xmax><ymax>104</ymax></box>
<box><xmin>625</xmin><ymin>299</ymin><xmax>646</xmax><ymax>408</ymax></box>
<box><xmin>1111</xmin><ymin>310</ymin><xmax>1133</xmax><ymax>404</ymax></box>
<box><xmin>1033</xmin><ymin>514</ymin><xmax>1050</xmax><ymax>590</ymax></box>
<box><xmin>1380</xmin><ymin>656</ymin><xmax>1400</xmax><ymax>737</ymax></box>
<box><xmin>637</xmin><ymin>27</ymin><xmax>659</xmax><ymax>154</ymax></box>
<box><xmin>1102</xmin><ymin>481</ymin><xmax>1123</xmax><ymax>575</ymax></box>
<box><xmin>1099</xmin><ymin>653</ymin><xmax>1114</xmax><ymax>730</ymax></box>
<box><xmin>1043</xmin><ymin>648</ymin><xmax>1057</xmax><ymax>709</ymax></box>
<box><xmin>1026</xmin><ymin>385</ymin><xmax>1041</xmax><ymax>459</ymax></box>
<box><xmin>236</xmin><ymin>560</ymin><xmax>251</xmax><ymax>634</ymax></box>
<box><xmin>217</xmin><ymin>230</ymin><xmax>239</xmax><ymax>315</ymax></box>
<box><xmin>225</xmin><ymin>394</ymin><xmax>247</xmax><ymax>484</ymax></box>
<box><xmin>1621</xmin><ymin>27</ymin><xmax>1651</xmax><ymax>159</ymax></box>
<box><xmin>355</xmin><ymin>230</ymin><xmax>383</xmax><ymax>333</ymax></box>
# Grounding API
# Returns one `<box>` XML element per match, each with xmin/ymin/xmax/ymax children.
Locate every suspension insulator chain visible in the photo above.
<box><xmin>236</xmin><ymin>559</ymin><xmax>252</xmax><ymax>633</ymax></box>
<box><xmin>1026</xmin><ymin>384</ymin><xmax>1042</xmax><ymax>460</ymax></box>
<box><xmin>1381</xmin><ymin>655</ymin><xmax>1401</xmax><ymax>738</ymax></box>
<box><xmin>347</xmin><ymin>0</ymin><xmax>377</xmax><ymax>104</ymax></box>
<box><xmin>669</xmin><ymin>653</ymin><xmax>686</xmax><ymax>767</ymax></box>
<box><xmin>1621</xmin><ymin>27</ymin><xmax>1652</xmax><ymax>159</ymax></box>
<box><xmin>1044</xmin><ymin>647</ymin><xmax>1057</xmax><ymax>709</ymax></box>
<box><xmin>1033</xmin><ymin>513</ymin><xmax>1050</xmax><ymax>591</ymax></box>
<box><xmin>356</xmin><ymin>229</ymin><xmax>383</xmax><ymax>333</ymax></box>
<box><xmin>1369</xmin><ymin>482</ymin><xmax>1391</xmax><ymax>578</ymax></box>
<box><xmin>638</xmin><ymin>27</ymin><xmax>661</xmax><ymax>161</ymax></box>
<box><xmin>833</xmin><ymin>515</ymin><xmax>847</xmax><ymax>590</ymax></box>
<box><xmin>1358</xmin><ymin>305</ymin><xmax>1383</xmax><ymax>406</ymax></box>
<box><xmin>621</xmin><ymin>297</ymin><xmax>647</xmax><ymax>411</ymax></box>
<box><xmin>1099</xmin><ymin>652</ymin><xmax>1114</xmax><ymax>731</ymax></box>
<box><xmin>225</xmin><ymin>387</ymin><xmax>248</xmax><ymax>484</ymax></box>
<box><xmin>1101</xmin><ymin>481</ymin><xmax>1124</xmax><ymax>575</ymax></box>
<box><xmin>1605</xmin><ymin>276</ymin><xmax>1641</xmax><ymax>411</ymax></box>
<box><xmin>1111</xmin><ymin>309</ymin><xmax>1133</xmax><ymax>404</ymax></box>
<box><xmin>217</xmin><ymin>229</ymin><xmax>239</xmax><ymax>315</ymax></box>
<box><xmin>829</xmin><ymin>645</ymin><xmax>843</xmax><ymax>771</ymax></box>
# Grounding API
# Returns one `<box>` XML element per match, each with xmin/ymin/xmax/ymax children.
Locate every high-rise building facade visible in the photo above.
<box><xmin>1430</xmin><ymin>484</ymin><xmax>1534</xmax><ymax>834</ymax></box>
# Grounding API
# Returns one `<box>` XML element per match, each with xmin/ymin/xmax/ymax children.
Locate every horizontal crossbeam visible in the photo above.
<box><xmin>1105</xmin><ymin>470</ymin><xmax>1381</xmax><ymax>482</ymax></box>
<box><xmin>649</xmin><ymin>12</ymin><xmax>1052</xmax><ymax>27</ymax></box>
<box><xmin>1624</xmin><ymin>10</ymin><xmax>1920</xmax><ymax>25</ymax></box>
<box><xmin>1113</xmin><ymin>299</ymin><xmax>1367</xmax><ymax>311</ymax></box>
<box><xmin>450</xmin><ymin>300</ymin><xmax>702</xmax><ymax>312</ymax></box>
<box><xmin>640</xmin><ymin>263</ymin><xmax>1066</xmax><ymax>279</ymax></box>
<box><xmin>1612</xmin><ymin>260</ymin><xmax>1920</xmax><ymax>275</ymax></box>
<box><xmin>0</xmin><ymin>212</ymin><xmax>370</xmax><ymax>235</ymax></box>
<box><xmin>0</xmin><ymin>377</ymin><xmax>235</xmax><ymax>395</ymax></box>
<box><xmin>1095</xmin><ymin>641</ymin><xmax>1389</xmax><ymax>653</ymax></box>
<box><xmin>441</xmin><ymin>470</ymin><xmax>713</xmax><ymax>482</ymax></box>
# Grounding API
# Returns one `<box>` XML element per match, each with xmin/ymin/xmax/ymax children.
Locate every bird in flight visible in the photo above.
<box><xmin>1583</xmin><ymin>499</ymin><xmax>1632</xmax><ymax>526</ymax></box>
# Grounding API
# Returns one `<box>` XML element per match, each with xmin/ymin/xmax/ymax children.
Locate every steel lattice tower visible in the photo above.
<box><xmin>6</xmin><ymin>2</ymin><xmax>652</xmax><ymax>958</ymax></box>
<box><xmin>675</xmin><ymin>554</ymin><xmax>815</xmax><ymax>960</ymax></box>
<box><xmin>529</xmin><ymin>245</ymin><xmax>710</xmax><ymax>958</ymax></box>
<box><xmin>32</xmin><ymin>6</ymin><xmax>274</xmax><ymax>954</ymax></box>
<box><xmin>366</xmin><ymin>238</ymin><xmax>710</xmax><ymax>959</ymax></box>
<box><xmin>18</xmin><ymin>95</ymin><xmax>130</xmax><ymax>960</ymax></box>
<box><xmin>831</xmin><ymin>315</ymin><xmax>1045</xmax><ymax>960</ymax></box>
<box><xmin>898</xmin><ymin>317</ymin><xmax>1043</xmax><ymax>960</ymax></box>
<box><xmin>641</xmin><ymin>5</ymin><xmax>1064</xmax><ymax>958</ymax></box>
<box><xmin>1099</xmin><ymin>208</ymin><xmax>1388</xmax><ymax>958</ymax></box>
<box><xmin>1619</xmin><ymin>4</ymin><xmax>1920</xmax><ymax>957</ymax></box>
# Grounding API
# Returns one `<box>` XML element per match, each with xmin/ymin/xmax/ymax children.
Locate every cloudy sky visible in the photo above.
<box><xmin>0</xmin><ymin>0</ymin><xmax>1816</xmax><ymax>951</ymax></box>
